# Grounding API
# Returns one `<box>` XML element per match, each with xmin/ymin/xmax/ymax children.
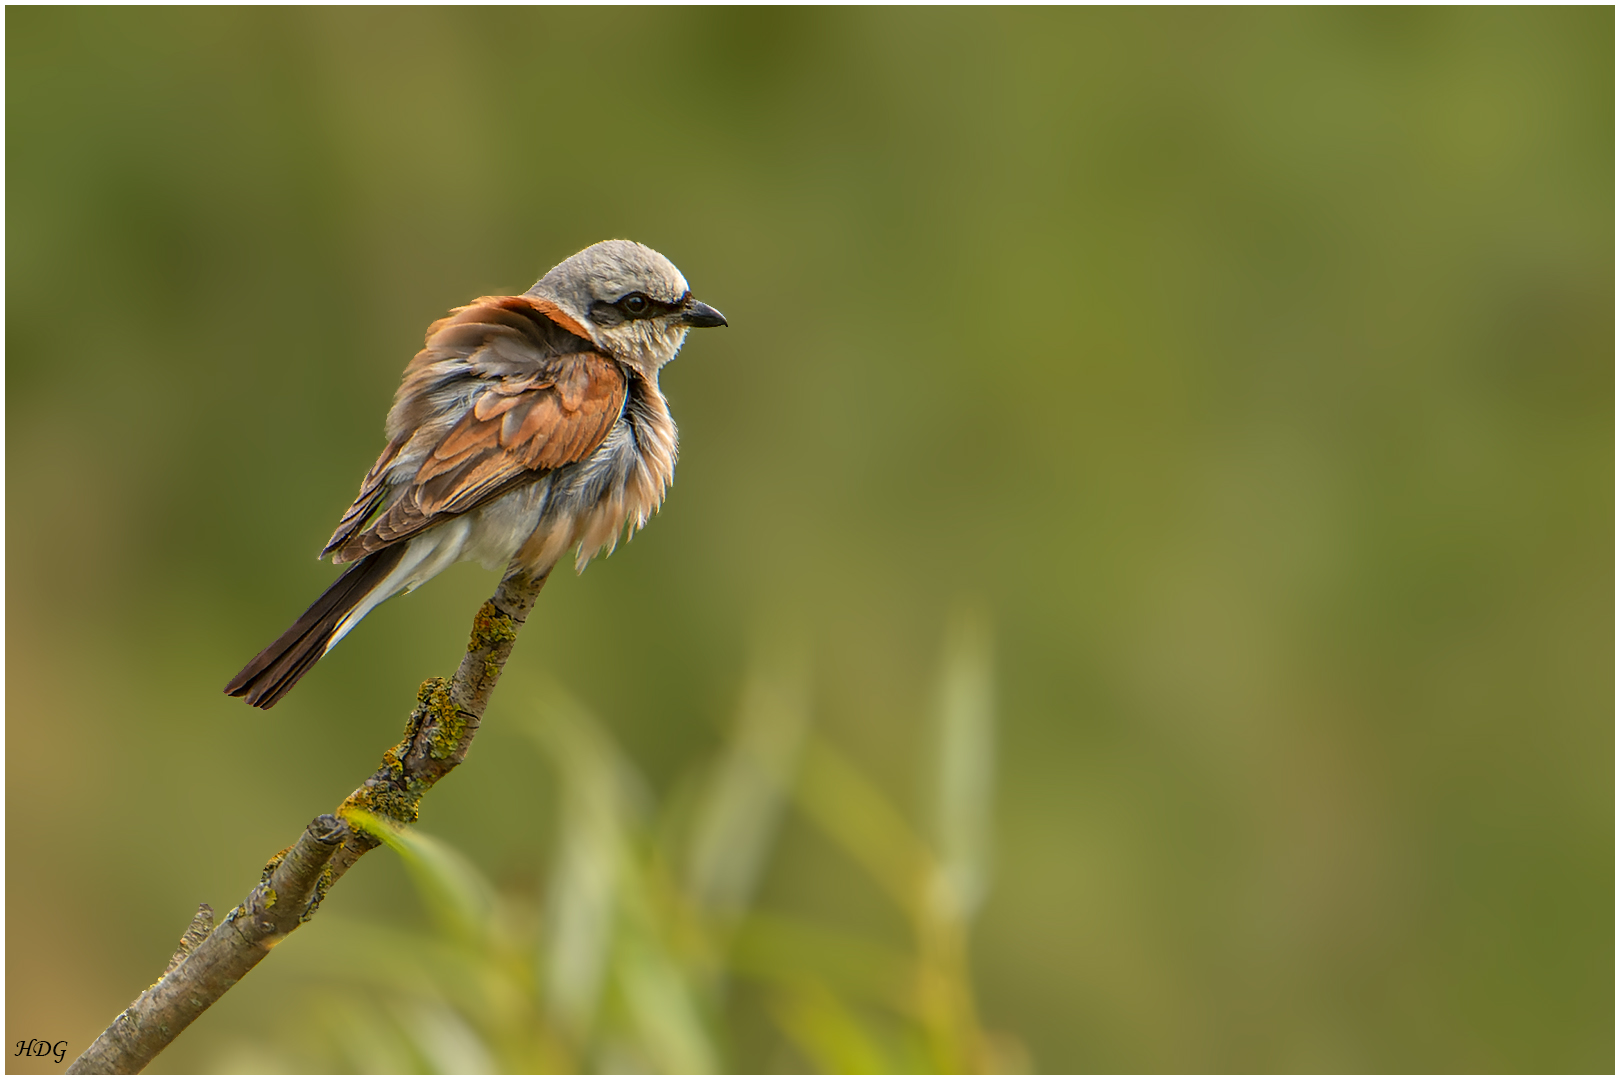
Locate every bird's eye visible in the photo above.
<box><xmin>619</xmin><ymin>293</ymin><xmax>650</xmax><ymax>317</ymax></box>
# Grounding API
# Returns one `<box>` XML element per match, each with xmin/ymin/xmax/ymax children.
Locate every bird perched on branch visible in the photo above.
<box><xmin>226</xmin><ymin>240</ymin><xmax>726</xmax><ymax>708</ymax></box>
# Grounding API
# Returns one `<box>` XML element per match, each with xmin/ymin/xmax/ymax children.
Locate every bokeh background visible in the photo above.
<box><xmin>7</xmin><ymin>7</ymin><xmax>1613</xmax><ymax>1073</ymax></box>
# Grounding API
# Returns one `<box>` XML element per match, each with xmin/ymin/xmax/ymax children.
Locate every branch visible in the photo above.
<box><xmin>69</xmin><ymin>567</ymin><xmax>550</xmax><ymax>1075</ymax></box>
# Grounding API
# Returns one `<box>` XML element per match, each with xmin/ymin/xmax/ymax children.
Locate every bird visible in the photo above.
<box><xmin>225</xmin><ymin>239</ymin><xmax>726</xmax><ymax>709</ymax></box>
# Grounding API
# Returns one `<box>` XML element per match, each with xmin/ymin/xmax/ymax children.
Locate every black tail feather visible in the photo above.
<box><xmin>224</xmin><ymin>546</ymin><xmax>407</xmax><ymax>709</ymax></box>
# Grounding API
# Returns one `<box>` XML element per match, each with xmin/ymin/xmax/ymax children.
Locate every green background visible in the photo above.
<box><xmin>7</xmin><ymin>7</ymin><xmax>1613</xmax><ymax>1072</ymax></box>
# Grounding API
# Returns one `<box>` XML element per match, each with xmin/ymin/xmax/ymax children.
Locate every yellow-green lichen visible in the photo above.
<box><xmin>397</xmin><ymin>702</ymin><xmax>426</xmax><ymax>749</ymax></box>
<box><xmin>260</xmin><ymin>847</ymin><xmax>291</xmax><ymax>885</ymax></box>
<box><xmin>262</xmin><ymin>886</ymin><xmax>278</xmax><ymax>910</ymax></box>
<box><xmin>339</xmin><ymin>781</ymin><xmax>423</xmax><ymax>825</ymax></box>
<box><xmin>467</xmin><ymin>602</ymin><xmax>517</xmax><ymax>653</ymax></box>
<box><xmin>370</xmin><ymin>691</ymin><xmax>432</xmax><ymax>781</ymax></box>
<box><xmin>416</xmin><ymin>676</ymin><xmax>468</xmax><ymax>761</ymax></box>
<box><xmin>300</xmin><ymin>866</ymin><xmax>336</xmax><ymax>924</ymax></box>
<box><xmin>417</xmin><ymin>676</ymin><xmax>452</xmax><ymax>714</ymax></box>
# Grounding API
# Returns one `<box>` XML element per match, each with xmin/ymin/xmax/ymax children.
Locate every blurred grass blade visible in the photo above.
<box><xmin>770</xmin><ymin>981</ymin><xmax>895</xmax><ymax>1074</ymax></box>
<box><xmin>796</xmin><ymin>735</ymin><xmax>931</xmax><ymax>915</ymax></box>
<box><xmin>543</xmin><ymin>804</ymin><xmax>618</xmax><ymax>1044</ymax></box>
<box><xmin>526</xmin><ymin>683</ymin><xmax>647</xmax><ymax>1043</ymax></box>
<box><xmin>617</xmin><ymin>932</ymin><xmax>719</xmax><ymax>1074</ymax></box>
<box><xmin>395</xmin><ymin>997</ymin><xmax>498</xmax><ymax>1075</ymax></box>
<box><xmin>530</xmin><ymin>681</ymin><xmax>722</xmax><ymax>1071</ymax></box>
<box><xmin>729</xmin><ymin>910</ymin><xmax>915</xmax><ymax>1008</ymax></box>
<box><xmin>684</xmin><ymin>647</ymin><xmax>811</xmax><ymax>918</ymax></box>
<box><xmin>929</xmin><ymin>607</ymin><xmax>996</xmax><ymax>923</ymax></box>
<box><xmin>346</xmin><ymin>809</ymin><xmax>496</xmax><ymax>945</ymax></box>
<box><xmin>308</xmin><ymin>990</ymin><xmax>424</xmax><ymax>1074</ymax></box>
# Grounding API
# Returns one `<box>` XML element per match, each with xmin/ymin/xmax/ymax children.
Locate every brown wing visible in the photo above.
<box><xmin>323</xmin><ymin>296</ymin><xmax>626</xmax><ymax>563</ymax></box>
<box><xmin>322</xmin><ymin>431</ymin><xmax>407</xmax><ymax>558</ymax></box>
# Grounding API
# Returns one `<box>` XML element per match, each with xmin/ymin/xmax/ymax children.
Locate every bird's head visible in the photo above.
<box><xmin>528</xmin><ymin>240</ymin><xmax>726</xmax><ymax>371</ymax></box>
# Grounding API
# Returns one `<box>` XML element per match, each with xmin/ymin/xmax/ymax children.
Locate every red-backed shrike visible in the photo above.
<box><xmin>226</xmin><ymin>240</ymin><xmax>726</xmax><ymax>708</ymax></box>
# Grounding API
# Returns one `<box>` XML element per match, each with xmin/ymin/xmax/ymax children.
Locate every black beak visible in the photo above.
<box><xmin>680</xmin><ymin>299</ymin><xmax>728</xmax><ymax>328</ymax></box>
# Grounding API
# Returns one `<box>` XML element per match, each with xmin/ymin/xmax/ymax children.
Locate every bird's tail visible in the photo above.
<box><xmin>225</xmin><ymin>546</ymin><xmax>407</xmax><ymax>709</ymax></box>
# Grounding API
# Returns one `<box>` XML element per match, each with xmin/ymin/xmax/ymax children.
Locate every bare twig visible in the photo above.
<box><xmin>68</xmin><ymin>568</ymin><xmax>549</xmax><ymax>1074</ymax></box>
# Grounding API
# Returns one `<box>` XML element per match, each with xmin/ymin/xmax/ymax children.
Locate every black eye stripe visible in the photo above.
<box><xmin>613</xmin><ymin>291</ymin><xmax>678</xmax><ymax>321</ymax></box>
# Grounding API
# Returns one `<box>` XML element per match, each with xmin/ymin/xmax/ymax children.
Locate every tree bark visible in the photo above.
<box><xmin>68</xmin><ymin>568</ymin><xmax>549</xmax><ymax>1075</ymax></box>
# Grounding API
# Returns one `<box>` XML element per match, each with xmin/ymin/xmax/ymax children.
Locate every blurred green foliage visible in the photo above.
<box><xmin>6</xmin><ymin>7</ymin><xmax>1612</xmax><ymax>1073</ymax></box>
<box><xmin>241</xmin><ymin>628</ymin><xmax>1014</xmax><ymax>1073</ymax></box>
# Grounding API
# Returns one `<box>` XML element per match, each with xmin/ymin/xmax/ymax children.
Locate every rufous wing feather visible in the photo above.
<box><xmin>322</xmin><ymin>295</ymin><xmax>628</xmax><ymax>564</ymax></box>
